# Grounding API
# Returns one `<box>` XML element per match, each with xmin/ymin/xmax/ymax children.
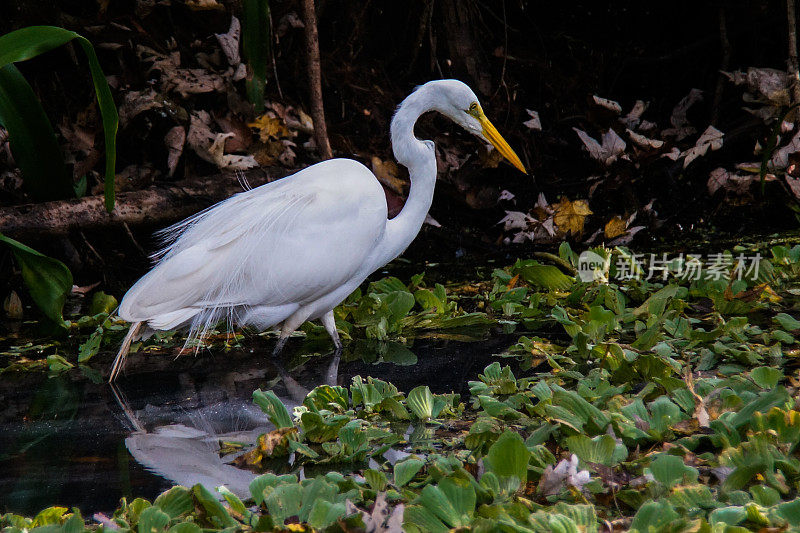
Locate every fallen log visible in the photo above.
<box><xmin>0</xmin><ymin>168</ymin><xmax>289</xmax><ymax>238</ymax></box>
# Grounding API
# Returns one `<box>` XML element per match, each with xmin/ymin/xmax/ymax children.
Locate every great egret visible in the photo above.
<box><xmin>109</xmin><ymin>79</ymin><xmax>525</xmax><ymax>381</ymax></box>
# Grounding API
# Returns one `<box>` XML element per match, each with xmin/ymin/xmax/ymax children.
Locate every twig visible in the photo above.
<box><xmin>788</xmin><ymin>0</ymin><xmax>800</xmax><ymax>121</ymax></box>
<box><xmin>301</xmin><ymin>0</ymin><xmax>333</xmax><ymax>159</ymax></box>
<box><xmin>711</xmin><ymin>7</ymin><xmax>731</xmax><ymax>126</ymax></box>
<box><xmin>123</xmin><ymin>222</ymin><xmax>147</xmax><ymax>257</ymax></box>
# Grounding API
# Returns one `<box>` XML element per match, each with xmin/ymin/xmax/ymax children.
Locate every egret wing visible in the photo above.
<box><xmin>119</xmin><ymin>160</ymin><xmax>387</xmax><ymax>323</ymax></box>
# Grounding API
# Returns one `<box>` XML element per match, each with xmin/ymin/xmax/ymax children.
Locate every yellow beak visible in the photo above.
<box><xmin>477</xmin><ymin>112</ymin><xmax>527</xmax><ymax>174</ymax></box>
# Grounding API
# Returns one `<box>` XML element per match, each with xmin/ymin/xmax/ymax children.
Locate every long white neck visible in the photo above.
<box><xmin>373</xmin><ymin>85</ymin><xmax>439</xmax><ymax>267</ymax></box>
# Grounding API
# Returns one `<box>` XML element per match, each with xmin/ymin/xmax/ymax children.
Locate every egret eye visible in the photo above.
<box><xmin>468</xmin><ymin>102</ymin><xmax>478</xmax><ymax>112</ymax></box>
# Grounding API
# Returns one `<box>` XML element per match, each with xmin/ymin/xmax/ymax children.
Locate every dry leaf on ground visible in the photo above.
<box><xmin>626</xmin><ymin>128</ymin><xmax>664</xmax><ymax>150</ymax></box>
<box><xmin>215</xmin><ymin>17</ymin><xmax>241</xmax><ymax>67</ymax></box>
<box><xmin>620</xmin><ymin>100</ymin><xmax>648</xmax><ymax>129</ymax></box>
<box><xmin>662</xmin><ymin>88</ymin><xmax>703</xmax><ymax>140</ymax></box>
<box><xmin>523</xmin><ymin>109</ymin><xmax>541</xmax><ymax>131</ymax></box>
<box><xmin>554</xmin><ymin>198</ymin><xmax>593</xmax><ymax>236</ymax></box>
<box><xmin>189</xmin><ymin>111</ymin><xmax>258</xmax><ymax>171</ymax></box>
<box><xmin>573</xmin><ymin>128</ymin><xmax>626</xmax><ymax>166</ymax></box>
<box><xmin>592</xmin><ymin>95</ymin><xmax>622</xmax><ymax>113</ymax></box>
<box><xmin>682</xmin><ymin>126</ymin><xmax>724</xmax><ymax>168</ymax></box>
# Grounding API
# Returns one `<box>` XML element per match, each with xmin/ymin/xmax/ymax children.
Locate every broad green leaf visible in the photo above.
<box><xmin>774</xmin><ymin>313</ymin><xmax>800</xmax><ymax>331</ymax></box>
<box><xmin>153</xmin><ymin>486</ymin><xmax>193</xmax><ymax>519</ymax></box>
<box><xmin>708</xmin><ymin>506</ymin><xmax>746</xmax><ymax>526</ymax></box>
<box><xmin>750</xmin><ymin>366</ymin><xmax>783</xmax><ymax>389</ymax></box>
<box><xmin>403</xmin><ymin>504</ymin><xmax>449</xmax><ymax>533</ymax></box>
<box><xmin>484</xmin><ymin>430</ymin><xmax>530</xmax><ymax>484</ymax></box>
<box><xmin>167</xmin><ymin>524</ymin><xmax>201</xmax><ymax>533</ymax></box>
<box><xmin>564</xmin><ymin>434</ymin><xmax>623</xmax><ymax>466</ymax></box>
<box><xmin>137</xmin><ymin>506</ymin><xmax>170</xmax><ymax>533</ymax></box>
<box><xmin>306</xmin><ymin>500</ymin><xmax>346</xmax><ymax>529</ymax></box>
<box><xmin>78</xmin><ymin>327</ymin><xmax>103</xmax><ymax>363</ymax></box>
<box><xmin>518</xmin><ymin>264</ymin><xmax>574</xmax><ymax>291</ymax></box>
<box><xmin>191</xmin><ymin>484</ymin><xmax>237</xmax><ymax>528</ymax></box>
<box><xmin>394</xmin><ymin>457</ymin><xmax>425</xmax><ymax>487</ymax></box>
<box><xmin>252</xmin><ymin>389</ymin><xmax>293</xmax><ymax>429</ymax></box>
<box><xmin>264</xmin><ymin>483</ymin><xmax>302</xmax><ymax>526</ymax></box>
<box><xmin>0</xmin><ymin>233</ymin><xmax>72</xmax><ymax>325</ymax></box>
<box><xmin>629</xmin><ymin>500</ymin><xmax>679</xmax><ymax>533</ymax></box>
<box><xmin>648</xmin><ymin>454</ymin><xmax>698</xmax><ymax>488</ymax></box>
<box><xmin>407</xmin><ymin>385</ymin><xmax>435</xmax><ymax>420</ymax></box>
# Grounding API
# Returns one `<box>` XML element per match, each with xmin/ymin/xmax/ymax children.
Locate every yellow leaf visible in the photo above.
<box><xmin>248</xmin><ymin>114</ymin><xmax>292</xmax><ymax>142</ymax></box>
<box><xmin>553</xmin><ymin>198</ymin><xmax>592</xmax><ymax>236</ymax></box>
<box><xmin>604</xmin><ymin>216</ymin><xmax>628</xmax><ymax>239</ymax></box>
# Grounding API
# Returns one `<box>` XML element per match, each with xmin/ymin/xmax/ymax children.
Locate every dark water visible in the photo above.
<box><xmin>0</xmin><ymin>334</ymin><xmax>511</xmax><ymax>516</ymax></box>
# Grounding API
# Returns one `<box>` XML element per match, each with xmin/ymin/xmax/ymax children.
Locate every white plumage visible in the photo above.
<box><xmin>110</xmin><ymin>79</ymin><xmax>525</xmax><ymax>381</ymax></box>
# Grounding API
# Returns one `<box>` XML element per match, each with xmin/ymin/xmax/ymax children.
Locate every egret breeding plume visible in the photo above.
<box><xmin>109</xmin><ymin>79</ymin><xmax>526</xmax><ymax>381</ymax></box>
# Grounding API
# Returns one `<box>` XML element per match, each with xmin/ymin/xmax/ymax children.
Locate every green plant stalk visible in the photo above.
<box><xmin>0</xmin><ymin>65</ymin><xmax>74</xmax><ymax>200</ymax></box>
<box><xmin>242</xmin><ymin>0</ymin><xmax>271</xmax><ymax>113</ymax></box>
<box><xmin>0</xmin><ymin>26</ymin><xmax>119</xmax><ymax>211</ymax></box>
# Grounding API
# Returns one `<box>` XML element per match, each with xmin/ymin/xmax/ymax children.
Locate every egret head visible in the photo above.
<box><xmin>428</xmin><ymin>79</ymin><xmax>527</xmax><ymax>174</ymax></box>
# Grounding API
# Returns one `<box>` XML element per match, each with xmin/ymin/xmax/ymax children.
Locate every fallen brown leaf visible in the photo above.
<box><xmin>554</xmin><ymin>198</ymin><xmax>593</xmax><ymax>236</ymax></box>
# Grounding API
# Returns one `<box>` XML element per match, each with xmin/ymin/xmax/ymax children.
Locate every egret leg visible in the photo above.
<box><xmin>320</xmin><ymin>310</ymin><xmax>343</xmax><ymax>352</ymax></box>
<box><xmin>272</xmin><ymin>308</ymin><xmax>313</xmax><ymax>356</ymax></box>
<box><xmin>319</xmin><ymin>311</ymin><xmax>341</xmax><ymax>386</ymax></box>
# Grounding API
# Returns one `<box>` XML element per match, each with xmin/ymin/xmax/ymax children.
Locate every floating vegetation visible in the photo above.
<box><xmin>3</xmin><ymin>242</ymin><xmax>800</xmax><ymax>530</ymax></box>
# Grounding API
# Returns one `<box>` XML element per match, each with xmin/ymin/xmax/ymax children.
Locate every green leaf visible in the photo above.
<box><xmin>484</xmin><ymin>430</ymin><xmax>530</xmax><ymax>485</ymax></box>
<box><xmin>564</xmin><ymin>434</ymin><xmax>623</xmax><ymax>466</ymax></box>
<box><xmin>0</xmin><ymin>26</ymin><xmax>118</xmax><ymax>210</ymax></box>
<box><xmin>407</xmin><ymin>386</ymin><xmax>434</xmax><ymax>420</ymax></box>
<box><xmin>364</xmin><ymin>469</ymin><xmax>387</xmax><ymax>492</ymax></box>
<box><xmin>137</xmin><ymin>506</ymin><xmax>170</xmax><ymax>533</ymax></box>
<box><xmin>774</xmin><ymin>313</ymin><xmax>800</xmax><ymax>331</ymax></box>
<box><xmin>306</xmin><ymin>500</ymin><xmax>346</xmax><ymax>529</ymax></box>
<box><xmin>217</xmin><ymin>486</ymin><xmax>247</xmax><ymax>517</ymax></box>
<box><xmin>153</xmin><ymin>486</ymin><xmax>193</xmax><ymax>519</ymax></box>
<box><xmin>78</xmin><ymin>328</ymin><xmax>103</xmax><ymax>363</ymax></box>
<box><xmin>708</xmin><ymin>506</ymin><xmax>746</xmax><ymax>526</ymax></box>
<box><xmin>0</xmin><ymin>233</ymin><xmax>72</xmax><ymax>325</ymax></box>
<box><xmin>629</xmin><ymin>500</ymin><xmax>679</xmax><ymax>533</ymax></box>
<box><xmin>252</xmin><ymin>389</ymin><xmax>293</xmax><ymax>429</ymax></box>
<box><xmin>777</xmin><ymin>498</ymin><xmax>800</xmax><ymax>527</ymax></box>
<box><xmin>648</xmin><ymin>454</ymin><xmax>698</xmax><ymax>488</ymax></box>
<box><xmin>403</xmin><ymin>504</ymin><xmax>449</xmax><ymax>533</ymax></box>
<box><xmin>264</xmin><ymin>483</ymin><xmax>302</xmax><ymax>526</ymax></box>
<box><xmin>438</xmin><ymin>475</ymin><xmax>476</xmax><ymax>523</ymax></box>
<box><xmin>166</xmin><ymin>524</ymin><xmax>201</xmax><ymax>533</ymax></box>
<box><xmin>47</xmin><ymin>354</ymin><xmax>73</xmax><ymax>372</ymax></box>
<box><xmin>750</xmin><ymin>366</ymin><xmax>783</xmax><ymax>389</ymax></box>
<box><xmin>89</xmin><ymin>291</ymin><xmax>118</xmax><ymax>315</ymax></box>
<box><xmin>191</xmin><ymin>484</ymin><xmax>237</xmax><ymax>528</ymax></box>
<box><xmin>518</xmin><ymin>264</ymin><xmax>573</xmax><ymax>291</ymax></box>
<box><xmin>394</xmin><ymin>457</ymin><xmax>425</xmax><ymax>487</ymax></box>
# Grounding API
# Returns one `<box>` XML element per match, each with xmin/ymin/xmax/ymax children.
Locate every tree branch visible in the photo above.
<box><xmin>301</xmin><ymin>0</ymin><xmax>333</xmax><ymax>159</ymax></box>
<box><xmin>788</xmin><ymin>0</ymin><xmax>800</xmax><ymax>121</ymax></box>
<box><xmin>0</xmin><ymin>169</ymin><xmax>288</xmax><ymax>238</ymax></box>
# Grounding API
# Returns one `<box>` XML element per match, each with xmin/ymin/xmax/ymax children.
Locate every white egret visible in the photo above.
<box><xmin>109</xmin><ymin>79</ymin><xmax>526</xmax><ymax>382</ymax></box>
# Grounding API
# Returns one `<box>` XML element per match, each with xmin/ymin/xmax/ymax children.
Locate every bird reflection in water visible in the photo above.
<box><xmin>110</xmin><ymin>352</ymin><xmax>341</xmax><ymax>498</ymax></box>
